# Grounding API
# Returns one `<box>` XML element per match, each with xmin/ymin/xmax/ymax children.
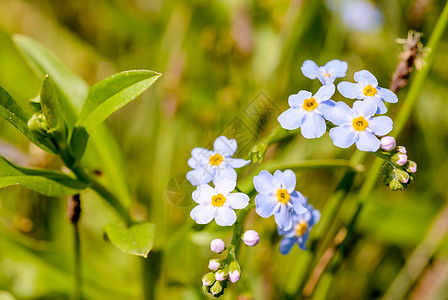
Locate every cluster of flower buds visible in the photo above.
<box><xmin>379</xmin><ymin>136</ymin><xmax>417</xmax><ymax>191</ymax></box>
<box><xmin>202</xmin><ymin>232</ymin><xmax>259</xmax><ymax>297</ymax></box>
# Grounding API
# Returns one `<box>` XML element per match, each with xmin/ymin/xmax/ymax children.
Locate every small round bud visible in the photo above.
<box><xmin>406</xmin><ymin>161</ymin><xmax>417</xmax><ymax>173</ymax></box>
<box><xmin>202</xmin><ymin>272</ymin><xmax>215</xmax><ymax>287</ymax></box>
<box><xmin>228</xmin><ymin>261</ymin><xmax>241</xmax><ymax>283</ymax></box>
<box><xmin>27</xmin><ymin>113</ymin><xmax>48</xmax><ymax>134</ymax></box>
<box><xmin>397</xmin><ymin>146</ymin><xmax>407</xmax><ymax>154</ymax></box>
<box><xmin>392</xmin><ymin>153</ymin><xmax>407</xmax><ymax>166</ymax></box>
<box><xmin>380</xmin><ymin>136</ymin><xmax>396</xmax><ymax>151</ymax></box>
<box><xmin>210</xmin><ymin>239</ymin><xmax>226</xmax><ymax>253</ymax></box>
<box><xmin>208</xmin><ymin>259</ymin><xmax>222</xmax><ymax>271</ymax></box>
<box><xmin>210</xmin><ymin>281</ymin><xmax>223</xmax><ymax>296</ymax></box>
<box><xmin>215</xmin><ymin>268</ymin><xmax>228</xmax><ymax>281</ymax></box>
<box><xmin>242</xmin><ymin>230</ymin><xmax>259</xmax><ymax>247</ymax></box>
<box><xmin>394</xmin><ymin>169</ymin><xmax>409</xmax><ymax>184</ymax></box>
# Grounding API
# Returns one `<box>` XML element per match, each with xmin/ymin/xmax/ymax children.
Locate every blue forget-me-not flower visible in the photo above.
<box><xmin>338</xmin><ymin>70</ymin><xmax>398</xmax><ymax>114</ymax></box>
<box><xmin>278</xmin><ymin>202</ymin><xmax>320</xmax><ymax>254</ymax></box>
<box><xmin>301</xmin><ymin>59</ymin><xmax>348</xmax><ymax>85</ymax></box>
<box><xmin>328</xmin><ymin>100</ymin><xmax>393</xmax><ymax>152</ymax></box>
<box><xmin>278</xmin><ymin>84</ymin><xmax>336</xmax><ymax>139</ymax></box>
<box><xmin>187</xmin><ymin>136</ymin><xmax>250</xmax><ymax>186</ymax></box>
<box><xmin>253</xmin><ymin>170</ymin><xmax>307</xmax><ymax>231</ymax></box>
<box><xmin>190</xmin><ymin>177</ymin><xmax>249</xmax><ymax>226</ymax></box>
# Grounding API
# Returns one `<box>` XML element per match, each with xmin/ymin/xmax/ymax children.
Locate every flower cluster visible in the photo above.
<box><xmin>279</xmin><ymin>60</ymin><xmax>398</xmax><ymax>153</ymax></box>
<box><xmin>253</xmin><ymin>169</ymin><xmax>320</xmax><ymax>253</ymax></box>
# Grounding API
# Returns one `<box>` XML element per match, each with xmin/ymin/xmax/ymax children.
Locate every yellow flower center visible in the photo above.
<box><xmin>353</xmin><ymin>116</ymin><xmax>368</xmax><ymax>131</ymax></box>
<box><xmin>302</xmin><ymin>97</ymin><xmax>318</xmax><ymax>112</ymax></box>
<box><xmin>276</xmin><ymin>188</ymin><xmax>290</xmax><ymax>204</ymax></box>
<box><xmin>212</xmin><ymin>193</ymin><xmax>226</xmax><ymax>207</ymax></box>
<box><xmin>363</xmin><ymin>85</ymin><xmax>377</xmax><ymax>96</ymax></box>
<box><xmin>323</xmin><ymin>72</ymin><xmax>331</xmax><ymax>77</ymax></box>
<box><xmin>209</xmin><ymin>153</ymin><xmax>224</xmax><ymax>166</ymax></box>
<box><xmin>295</xmin><ymin>222</ymin><xmax>308</xmax><ymax>236</ymax></box>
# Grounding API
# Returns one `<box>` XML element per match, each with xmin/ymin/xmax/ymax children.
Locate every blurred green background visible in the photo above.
<box><xmin>0</xmin><ymin>0</ymin><xmax>447</xmax><ymax>299</ymax></box>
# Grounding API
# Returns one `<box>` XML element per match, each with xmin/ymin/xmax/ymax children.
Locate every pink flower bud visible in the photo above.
<box><xmin>397</xmin><ymin>146</ymin><xmax>407</xmax><ymax>154</ymax></box>
<box><xmin>229</xmin><ymin>270</ymin><xmax>241</xmax><ymax>283</ymax></box>
<box><xmin>210</xmin><ymin>239</ymin><xmax>226</xmax><ymax>253</ymax></box>
<box><xmin>396</xmin><ymin>154</ymin><xmax>408</xmax><ymax>166</ymax></box>
<box><xmin>380</xmin><ymin>136</ymin><xmax>396</xmax><ymax>151</ymax></box>
<box><xmin>208</xmin><ymin>259</ymin><xmax>221</xmax><ymax>271</ymax></box>
<box><xmin>407</xmin><ymin>161</ymin><xmax>417</xmax><ymax>173</ymax></box>
<box><xmin>215</xmin><ymin>269</ymin><xmax>228</xmax><ymax>281</ymax></box>
<box><xmin>242</xmin><ymin>230</ymin><xmax>259</xmax><ymax>247</ymax></box>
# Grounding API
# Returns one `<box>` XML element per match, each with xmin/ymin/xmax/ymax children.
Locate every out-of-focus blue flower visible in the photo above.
<box><xmin>328</xmin><ymin>100</ymin><xmax>393</xmax><ymax>152</ymax></box>
<box><xmin>187</xmin><ymin>136</ymin><xmax>250</xmax><ymax>186</ymax></box>
<box><xmin>301</xmin><ymin>59</ymin><xmax>348</xmax><ymax>85</ymax></box>
<box><xmin>190</xmin><ymin>177</ymin><xmax>249</xmax><ymax>226</ymax></box>
<box><xmin>340</xmin><ymin>0</ymin><xmax>383</xmax><ymax>33</ymax></box>
<box><xmin>278</xmin><ymin>203</ymin><xmax>320</xmax><ymax>254</ymax></box>
<box><xmin>278</xmin><ymin>84</ymin><xmax>336</xmax><ymax>139</ymax></box>
<box><xmin>338</xmin><ymin>70</ymin><xmax>398</xmax><ymax>114</ymax></box>
<box><xmin>253</xmin><ymin>170</ymin><xmax>307</xmax><ymax>231</ymax></box>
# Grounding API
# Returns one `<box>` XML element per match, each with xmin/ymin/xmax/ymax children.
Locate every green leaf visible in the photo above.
<box><xmin>77</xmin><ymin>70</ymin><xmax>161</xmax><ymax>134</ymax></box>
<box><xmin>40</xmin><ymin>75</ymin><xmax>68</xmax><ymax>146</ymax></box>
<box><xmin>0</xmin><ymin>156</ymin><xmax>87</xmax><ymax>197</ymax></box>
<box><xmin>12</xmin><ymin>34</ymin><xmax>133</xmax><ymax>207</ymax></box>
<box><xmin>0</xmin><ymin>86</ymin><xmax>56</xmax><ymax>153</ymax></box>
<box><xmin>105</xmin><ymin>223</ymin><xmax>156</xmax><ymax>258</ymax></box>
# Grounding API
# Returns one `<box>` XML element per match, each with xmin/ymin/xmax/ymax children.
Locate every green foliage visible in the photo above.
<box><xmin>0</xmin><ymin>156</ymin><xmax>86</xmax><ymax>197</ymax></box>
<box><xmin>105</xmin><ymin>223</ymin><xmax>156</xmax><ymax>258</ymax></box>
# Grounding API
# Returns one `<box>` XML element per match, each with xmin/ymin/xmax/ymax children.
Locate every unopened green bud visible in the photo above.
<box><xmin>210</xmin><ymin>281</ymin><xmax>223</xmax><ymax>296</ymax></box>
<box><xmin>202</xmin><ymin>284</ymin><xmax>211</xmax><ymax>294</ymax></box>
<box><xmin>228</xmin><ymin>261</ymin><xmax>241</xmax><ymax>273</ymax></box>
<box><xmin>389</xmin><ymin>178</ymin><xmax>405</xmax><ymax>191</ymax></box>
<box><xmin>249</xmin><ymin>140</ymin><xmax>268</xmax><ymax>163</ymax></box>
<box><xmin>27</xmin><ymin>113</ymin><xmax>48</xmax><ymax>134</ymax></box>
<box><xmin>393</xmin><ymin>168</ymin><xmax>409</xmax><ymax>184</ymax></box>
<box><xmin>202</xmin><ymin>272</ymin><xmax>215</xmax><ymax>287</ymax></box>
<box><xmin>29</xmin><ymin>95</ymin><xmax>42</xmax><ymax>113</ymax></box>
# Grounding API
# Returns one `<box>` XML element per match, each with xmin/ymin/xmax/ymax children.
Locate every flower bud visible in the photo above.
<box><xmin>242</xmin><ymin>230</ymin><xmax>259</xmax><ymax>247</ymax></box>
<box><xmin>380</xmin><ymin>136</ymin><xmax>396</xmax><ymax>151</ymax></box>
<box><xmin>394</xmin><ymin>168</ymin><xmax>409</xmax><ymax>184</ymax></box>
<box><xmin>228</xmin><ymin>261</ymin><xmax>241</xmax><ymax>283</ymax></box>
<box><xmin>215</xmin><ymin>268</ymin><xmax>228</xmax><ymax>281</ymax></box>
<box><xmin>397</xmin><ymin>146</ymin><xmax>407</xmax><ymax>154</ymax></box>
<box><xmin>392</xmin><ymin>153</ymin><xmax>407</xmax><ymax>166</ymax></box>
<box><xmin>210</xmin><ymin>281</ymin><xmax>223</xmax><ymax>296</ymax></box>
<box><xmin>202</xmin><ymin>272</ymin><xmax>215</xmax><ymax>287</ymax></box>
<box><xmin>389</xmin><ymin>177</ymin><xmax>405</xmax><ymax>191</ymax></box>
<box><xmin>27</xmin><ymin>113</ymin><xmax>48</xmax><ymax>135</ymax></box>
<box><xmin>202</xmin><ymin>285</ymin><xmax>210</xmax><ymax>294</ymax></box>
<box><xmin>249</xmin><ymin>140</ymin><xmax>268</xmax><ymax>163</ymax></box>
<box><xmin>406</xmin><ymin>161</ymin><xmax>417</xmax><ymax>173</ymax></box>
<box><xmin>210</xmin><ymin>239</ymin><xmax>226</xmax><ymax>253</ymax></box>
<box><xmin>208</xmin><ymin>259</ymin><xmax>222</xmax><ymax>271</ymax></box>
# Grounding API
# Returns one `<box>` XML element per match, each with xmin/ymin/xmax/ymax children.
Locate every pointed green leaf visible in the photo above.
<box><xmin>0</xmin><ymin>156</ymin><xmax>87</xmax><ymax>197</ymax></box>
<box><xmin>77</xmin><ymin>70</ymin><xmax>161</xmax><ymax>134</ymax></box>
<box><xmin>105</xmin><ymin>223</ymin><xmax>155</xmax><ymax>258</ymax></box>
<box><xmin>0</xmin><ymin>86</ymin><xmax>56</xmax><ymax>153</ymax></box>
<box><xmin>12</xmin><ymin>34</ymin><xmax>133</xmax><ymax>207</ymax></box>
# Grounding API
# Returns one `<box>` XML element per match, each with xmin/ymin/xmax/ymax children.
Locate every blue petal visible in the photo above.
<box><xmin>214</xmin><ymin>167</ymin><xmax>237</xmax><ymax>183</ymax></box>
<box><xmin>327</xmin><ymin>101</ymin><xmax>353</xmax><ymax>125</ymax></box>
<box><xmin>190</xmin><ymin>204</ymin><xmax>216</xmax><ymax>224</ymax></box>
<box><xmin>275</xmin><ymin>205</ymin><xmax>293</xmax><ymax>231</ymax></box>
<box><xmin>288</xmin><ymin>91</ymin><xmax>312</xmax><ymax>108</ymax></box>
<box><xmin>188</xmin><ymin>148</ymin><xmax>212</xmax><ymax>169</ymax></box>
<box><xmin>324</xmin><ymin>59</ymin><xmax>348</xmax><ymax>77</ymax></box>
<box><xmin>214</xmin><ymin>136</ymin><xmax>237</xmax><ymax>157</ymax></box>
<box><xmin>301</xmin><ymin>113</ymin><xmax>326</xmax><ymax>139</ymax></box>
<box><xmin>215</xmin><ymin>206</ymin><xmax>237</xmax><ymax>226</ymax></box>
<box><xmin>356</xmin><ymin>131</ymin><xmax>381</xmax><ymax>152</ymax></box>
<box><xmin>214</xmin><ymin>177</ymin><xmax>237</xmax><ymax>195</ymax></box>
<box><xmin>278</xmin><ymin>108</ymin><xmax>303</xmax><ymax>130</ymax></box>
<box><xmin>279</xmin><ymin>237</ymin><xmax>296</xmax><ymax>255</ymax></box>
<box><xmin>253</xmin><ymin>170</ymin><xmax>280</xmax><ymax>194</ymax></box>
<box><xmin>353</xmin><ymin>100</ymin><xmax>377</xmax><ymax>118</ymax></box>
<box><xmin>187</xmin><ymin>168</ymin><xmax>214</xmax><ymax>186</ymax></box>
<box><xmin>301</xmin><ymin>60</ymin><xmax>320</xmax><ymax>80</ymax></box>
<box><xmin>255</xmin><ymin>194</ymin><xmax>279</xmax><ymax>218</ymax></box>
<box><xmin>354</xmin><ymin>70</ymin><xmax>378</xmax><ymax>86</ymax></box>
<box><xmin>297</xmin><ymin>232</ymin><xmax>310</xmax><ymax>250</ymax></box>
<box><xmin>290</xmin><ymin>191</ymin><xmax>308</xmax><ymax>214</ymax></box>
<box><xmin>317</xmin><ymin>100</ymin><xmax>335</xmax><ymax>119</ymax></box>
<box><xmin>377</xmin><ymin>87</ymin><xmax>398</xmax><ymax>103</ymax></box>
<box><xmin>311</xmin><ymin>209</ymin><xmax>321</xmax><ymax>226</ymax></box>
<box><xmin>192</xmin><ymin>184</ymin><xmax>216</xmax><ymax>204</ymax></box>
<box><xmin>273</xmin><ymin>170</ymin><xmax>296</xmax><ymax>193</ymax></box>
<box><xmin>226</xmin><ymin>193</ymin><xmax>249</xmax><ymax>209</ymax></box>
<box><xmin>368</xmin><ymin>116</ymin><xmax>393</xmax><ymax>136</ymax></box>
<box><xmin>314</xmin><ymin>84</ymin><xmax>335</xmax><ymax>101</ymax></box>
<box><xmin>329</xmin><ymin>126</ymin><xmax>358</xmax><ymax>148</ymax></box>
<box><xmin>338</xmin><ymin>82</ymin><xmax>363</xmax><ymax>99</ymax></box>
<box><xmin>226</xmin><ymin>158</ymin><xmax>250</xmax><ymax>168</ymax></box>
